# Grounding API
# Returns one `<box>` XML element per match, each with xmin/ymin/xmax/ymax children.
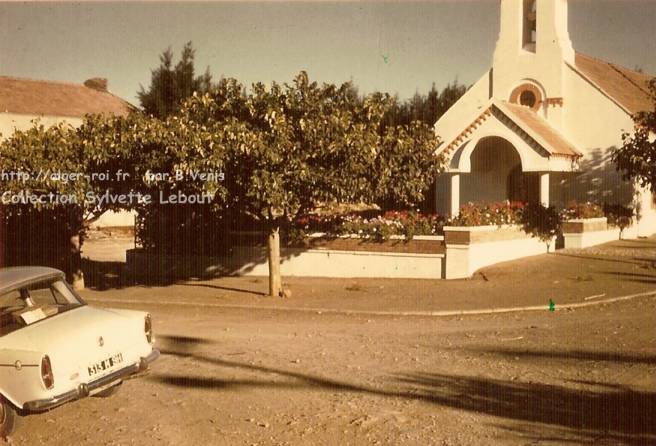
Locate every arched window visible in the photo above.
<box><xmin>510</xmin><ymin>83</ymin><xmax>543</xmax><ymax>111</ymax></box>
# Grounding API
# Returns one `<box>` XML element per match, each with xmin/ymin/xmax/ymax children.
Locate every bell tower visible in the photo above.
<box><xmin>491</xmin><ymin>0</ymin><xmax>574</xmax><ymax>112</ymax></box>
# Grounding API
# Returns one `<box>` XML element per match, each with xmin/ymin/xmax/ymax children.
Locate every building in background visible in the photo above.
<box><xmin>434</xmin><ymin>0</ymin><xmax>655</xmax><ymax>237</ymax></box>
<box><xmin>0</xmin><ymin>75</ymin><xmax>137</xmax><ymax>228</ymax></box>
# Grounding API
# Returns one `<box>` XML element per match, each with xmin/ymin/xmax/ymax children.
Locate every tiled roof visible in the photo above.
<box><xmin>0</xmin><ymin>76</ymin><xmax>134</xmax><ymax>118</ymax></box>
<box><xmin>496</xmin><ymin>102</ymin><xmax>581</xmax><ymax>157</ymax></box>
<box><xmin>442</xmin><ymin>99</ymin><xmax>581</xmax><ymax>159</ymax></box>
<box><xmin>572</xmin><ymin>52</ymin><xmax>654</xmax><ymax>115</ymax></box>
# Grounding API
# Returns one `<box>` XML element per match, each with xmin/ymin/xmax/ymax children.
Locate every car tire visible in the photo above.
<box><xmin>0</xmin><ymin>397</ymin><xmax>17</xmax><ymax>438</ymax></box>
<box><xmin>94</xmin><ymin>383</ymin><xmax>121</xmax><ymax>398</ymax></box>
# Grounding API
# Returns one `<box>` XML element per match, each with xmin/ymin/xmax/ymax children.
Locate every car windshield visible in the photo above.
<box><xmin>0</xmin><ymin>278</ymin><xmax>85</xmax><ymax>336</ymax></box>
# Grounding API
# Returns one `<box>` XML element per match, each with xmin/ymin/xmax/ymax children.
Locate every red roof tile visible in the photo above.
<box><xmin>572</xmin><ymin>52</ymin><xmax>654</xmax><ymax>115</ymax></box>
<box><xmin>497</xmin><ymin>102</ymin><xmax>581</xmax><ymax>157</ymax></box>
<box><xmin>0</xmin><ymin>76</ymin><xmax>134</xmax><ymax>118</ymax></box>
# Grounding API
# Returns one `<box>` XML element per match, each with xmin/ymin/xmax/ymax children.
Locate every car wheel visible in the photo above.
<box><xmin>94</xmin><ymin>383</ymin><xmax>121</xmax><ymax>398</ymax></box>
<box><xmin>0</xmin><ymin>397</ymin><xmax>17</xmax><ymax>438</ymax></box>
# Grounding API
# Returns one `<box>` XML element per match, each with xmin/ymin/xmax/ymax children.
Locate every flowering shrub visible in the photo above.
<box><xmin>560</xmin><ymin>201</ymin><xmax>604</xmax><ymax>220</ymax></box>
<box><xmin>446</xmin><ymin>201</ymin><xmax>558</xmax><ymax>249</ymax></box>
<box><xmin>521</xmin><ymin>203</ymin><xmax>561</xmax><ymax>247</ymax></box>
<box><xmin>448</xmin><ymin>201</ymin><xmax>525</xmax><ymax>227</ymax></box>
<box><xmin>603</xmin><ymin>203</ymin><xmax>634</xmax><ymax>229</ymax></box>
<box><xmin>292</xmin><ymin>210</ymin><xmax>446</xmax><ymax>241</ymax></box>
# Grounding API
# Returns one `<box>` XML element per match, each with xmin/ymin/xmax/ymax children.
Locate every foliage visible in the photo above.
<box><xmin>138</xmin><ymin>42</ymin><xmax>213</xmax><ymax>119</ymax></box>
<box><xmin>0</xmin><ymin>109</ymin><xmax>229</xmax><ymax>281</ymax></box>
<box><xmin>442</xmin><ymin>200</ymin><xmax>559</xmax><ymax>249</ymax></box>
<box><xmin>373</xmin><ymin>122</ymin><xmax>446</xmax><ymax>209</ymax></box>
<box><xmin>136</xmin><ymin>204</ymin><xmax>226</xmax><ymax>255</ymax></box>
<box><xmin>612</xmin><ymin>78</ymin><xmax>656</xmax><ymax>192</ymax></box>
<box><xmin>1</xmin><ymin>205</ymin><xmax>80</xmax><ymax>274</ymax></box>
<box><xmin>603</xmin><ymin>203</ymin><xmax>634</xmax><ymax>229</ymax></box>
<box><xmin>560</xmin><ymin>201</ymin><xmax>604</xmax><ymax>220</ymax></box>
<box><xmin>448</xmin><ymin>201</ymin><xmax>525</xmax><ymax>227</ymax></box>
<box><xmin>180</xmin><ymin>73</ymin><xmax>443</xmax><ymax>226</ymax></box>
<box><xmin>293</xmin><ymin>210</ymin><xmax>445</xmax><ymax>242</ymax></box>
<box><xmin>520</xmin><ymin>203</ymin><xmax>561</xmax><ymax>245</ymax></box>
<box><xmin>384</xmin><ymin>80</ymin><xmax>468</xmax><ymax>127</ymax></box>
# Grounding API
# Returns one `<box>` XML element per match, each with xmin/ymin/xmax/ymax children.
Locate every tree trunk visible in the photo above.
<box><xmin>70</xmin><ymin>232</ymin><xmax>85</xmax><ymax>290</ymax></box>
<box><xmin>267</xmin><ymin>225</ymin><xmax>282</xmax><ymax>297</ymax></box>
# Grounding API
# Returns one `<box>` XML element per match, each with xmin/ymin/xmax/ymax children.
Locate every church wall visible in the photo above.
<box><xmin>562</xmin><ymin>66</ymin><xmax>634</xmax><ymax>150</ymax></box>
<box><xmin>549</xmin><ymin>67</ymin><xmax>640</xmax><ymax>208</ymax></box>
<box><xmin>433</xmin><ymin>72</ymin><xmax>490</xmax><ymax>150</ymax></box>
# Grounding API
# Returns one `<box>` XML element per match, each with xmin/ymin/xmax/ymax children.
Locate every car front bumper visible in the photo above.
<box><xmin>23</xmin><ymin>348</ymin><xmax>160</xmax><ymax>413</ymax></box>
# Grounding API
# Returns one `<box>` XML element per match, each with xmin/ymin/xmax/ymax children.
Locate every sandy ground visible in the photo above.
<box><xmin>4</xmin><ymin>237</ymin><xmax>656</xmax><ymax>445</ymax></box>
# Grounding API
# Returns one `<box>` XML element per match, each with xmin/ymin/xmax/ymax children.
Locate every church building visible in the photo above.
<box><xmin>434</xmin><ymin>0</ymin><xmax>656</xmax><ymax>237</ymax></box>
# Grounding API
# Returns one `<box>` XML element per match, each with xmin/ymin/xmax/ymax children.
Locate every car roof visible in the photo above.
<box><xmin>0</xmin><ymin>267</ymin><xmax>65</xmax><ymax>295</ymax></box>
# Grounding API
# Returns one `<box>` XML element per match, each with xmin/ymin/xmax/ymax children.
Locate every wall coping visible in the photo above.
<box><xmin>282</xmin><ymin>247</ymin><xmax>445</xmax><ymax>258</ymax></box>
<box><xmin>306</xmin><ymin>232</ymin><xmax>444</xmax><ymax>241</ymax></box>
<box><xmin>564</xmin><ymin>217</ymin><xmax>607</xmax><ymax>223</ymax></box>
<box><xmin>227</xmin><ymin>230</ymin><xmax>444</xmax><ymax>241</ymax></box>
<box><xmin>443</xmin><ymin>224</ymin><xmax>519</xmax><ymax>232</ymax></box>
<box><xmin>128</xmin><ymin>246</ymin><xmax>445</xmax><ymax>260</ymax></box>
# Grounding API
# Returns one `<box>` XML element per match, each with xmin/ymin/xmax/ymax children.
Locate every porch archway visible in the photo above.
<box><xmin>461</xmin><ymin>136</ymin><xmax>525</xmax><ymax>204</ymax></box>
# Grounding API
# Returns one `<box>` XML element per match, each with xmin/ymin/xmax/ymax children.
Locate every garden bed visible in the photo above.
<box><xmin>287</xmin><ymin>233</ymin><xmax>445</xmax><ymax>254</ymax></box>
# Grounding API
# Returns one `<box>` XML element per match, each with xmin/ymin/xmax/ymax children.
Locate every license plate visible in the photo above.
<box><xmin>88</xmin><ymin>353</ymin><xmax>124</xmax><ymax>377</ymax></box>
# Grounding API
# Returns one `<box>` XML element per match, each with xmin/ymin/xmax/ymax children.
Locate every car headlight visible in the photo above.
<box><xmin>145</xmin><ymin>314</ymin><xmax>153</xmax><ymax>344</ymax></box>
<box><xmin>41</xmin><ymin>355</ymin><xmax>54</xmax><ymax>390</ymax></box>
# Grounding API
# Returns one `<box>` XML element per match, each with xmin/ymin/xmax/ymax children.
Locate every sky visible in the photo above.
<box><xmin>0</xmin><ymin>1</ymin><xmax>655</xmax><ymax>107</ymax></box>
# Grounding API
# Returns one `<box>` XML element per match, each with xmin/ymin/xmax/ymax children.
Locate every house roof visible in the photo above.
<box><xmin>0</xmin><ymin>76</ymin><xmax>134</xmax><ymax>118</ymax></box>
<box><xmin>495</xmin><ymin>102</ymin><xmax>581</xmax><ymax>157</ymax></box>
<box><xmin>441</xmin><ymin>99</ymin><xmax>581</xmax><ymax>160</ymax></box>
<box><xmin>572</xmin><ymin>52</ymin><xmax>654</xmax><ymax>115</ymax></box>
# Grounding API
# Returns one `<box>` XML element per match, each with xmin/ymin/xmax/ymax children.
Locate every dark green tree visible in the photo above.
<box><xmin>383</xmin><ymin>80</ymin><xmax>467</xmax><ymax>128</ymax></box>
<box><xmin>181</xmin><ymin>73</ymin><xmax>443</xmax><ymax>297</ymax></box>
<box><xmin>612</xmin><ymin>78</ymin><xmax>656</xmax><ymax>192</ymax></box>
<box><xmin>138</xmin><ymin>42</ymin><xmax>213</xmax><ymax>118</ymax></box>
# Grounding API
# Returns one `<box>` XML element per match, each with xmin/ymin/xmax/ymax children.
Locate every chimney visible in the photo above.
<box><xmin>84</xmin><ymin>77</ymin><xmax>108</xmax><ymax>92</ymax></box>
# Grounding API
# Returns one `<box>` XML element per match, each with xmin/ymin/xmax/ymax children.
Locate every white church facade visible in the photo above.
<box><xmin>434</xmin><ymin>0</ymin><xmax>656</xmax><ymax>237</ymax></box>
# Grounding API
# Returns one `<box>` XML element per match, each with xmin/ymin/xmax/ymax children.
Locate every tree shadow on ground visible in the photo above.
<box><xmin>599</xmin><ymin>271</ymin><xmax>656</xmax><ymax>285</ymax></box>
<box><xmin>176</xmin><ymin>282</ymin><xmax>266</xmax><ymax>297</ymax></box>
<box><xmin>459</xmin><ymin>347</ymin><xmax>656</xmax><ymax>365</ymax></box>
<box><xmin>151</xmin><ymin>340</ymin><xmax>656</xmax><ymax>445</ymax></box>
<box><xmin>553</xmin><ymin>252</ymin><xmax>646</xmax><ymax>267</ymax></box>
<box><xmin>80</xmin><ymin>257</ymin><xmax>269</xmax><ymax>296</ymax></box>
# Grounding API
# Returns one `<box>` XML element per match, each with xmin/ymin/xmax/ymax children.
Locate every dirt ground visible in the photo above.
<box><xmin>5</xmin><ymin>238</ymin><xmax>656</xmax><ymax>445</ymax></box>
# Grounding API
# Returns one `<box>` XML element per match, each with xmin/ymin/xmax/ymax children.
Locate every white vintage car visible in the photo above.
<box><xmin>0</xmin><ymin>267</ymin><xmax>159</xmax><ymax>436</ymax></box>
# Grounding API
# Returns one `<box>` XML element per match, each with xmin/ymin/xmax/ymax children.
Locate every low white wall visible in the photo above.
<box><xmin>467</xmin><ymin>237</ymin><xmax>553</xmax><ymax>276</ymax></box>
<box><xmin>637</xmin><ymin>212</ymin><xmax>656</xmax><ymax>238</ymax></box>
<box><xmin>444</xmin><ymin>225</ymin><xmax>553</xmax><ymax>279</ymax></box>
<box><xmin>563</xmin><ymin>228</ymin><xmax>619</xmax><ymax>249</ymax></box>
<box><xmin>232</xmin><ymin>248</ymin><xmax>444</xmax><ymax>279</ymax></box>
<box><xmin>563</xmin><ymin>223</ymin><xmax>641</xmax><ymax>250</ymax></box>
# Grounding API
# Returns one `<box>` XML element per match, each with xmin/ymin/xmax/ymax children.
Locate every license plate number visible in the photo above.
<box><xmin>88</xmin><ymin>353</ymin><xmax>123</xmax><ymax>377</ymax></box>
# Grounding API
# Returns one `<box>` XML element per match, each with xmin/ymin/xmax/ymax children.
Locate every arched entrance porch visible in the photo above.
<box><xmin>445</xmin><ymin>136</ymin><xmax>550</xmax><ymax>216</ymax></box>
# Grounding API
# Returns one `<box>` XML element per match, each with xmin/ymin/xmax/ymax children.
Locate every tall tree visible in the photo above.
<box><xmin>384</xmin><ymin>80</ymin><xmax>467</xmax><ymax>128</ymax></box>
<box><xmin>612</xmin><ymin>78</ymin><xmax>656</xmax><ymax>191</ymax></box>
<box><xmin>138</xmin><ymin>42</ymin><xmax>213</xmax><ymax>118</ymax></box>
<box><xmin>0</xmin><ymin>109</ymin><xmax>226</xmax><ymax>288</ymax></box>
<box><xmin>181</xmin><ymin>73</ymin><xmax>443</xmax><ymax>297</ymax></box>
